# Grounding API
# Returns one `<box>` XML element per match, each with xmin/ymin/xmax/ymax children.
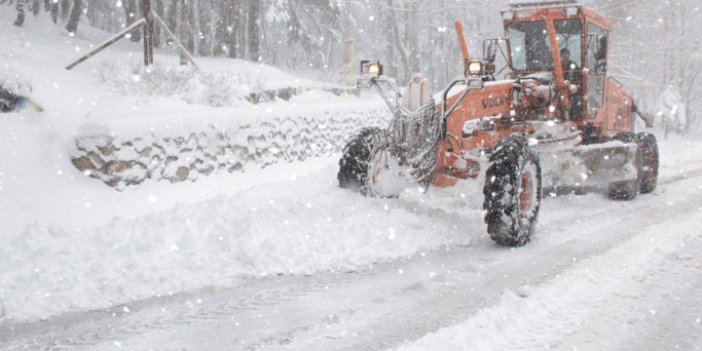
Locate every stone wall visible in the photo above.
<box><xmin>71</xmin><ymin>107</ymin><xmax>387</xmax><ymax>190</ymax></box>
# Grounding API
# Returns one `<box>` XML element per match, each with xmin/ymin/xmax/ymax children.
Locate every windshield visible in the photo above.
<box><xmin>508</xmin><ymin>19</ymin><xmax>582</xmax><ymax>71</ymax></box>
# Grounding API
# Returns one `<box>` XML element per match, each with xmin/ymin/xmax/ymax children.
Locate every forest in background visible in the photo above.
<box><xmin>4</xmin><ymin>0</ymin><xmax>701</xmax><ymax>134</ymax></box>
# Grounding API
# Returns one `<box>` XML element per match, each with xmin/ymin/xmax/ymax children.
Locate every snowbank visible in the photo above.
<box><xmin>0</xmin><ymin>164</ymin><xmax>468</xmax><ymax>323</ymax></box>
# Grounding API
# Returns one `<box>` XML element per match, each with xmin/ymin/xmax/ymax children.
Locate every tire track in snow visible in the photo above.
<box><xmin>558</xmin><ymin>239</ymin><xmax>702</xmax><ymax>351</ymax></box>
<box><xmin>660</xmin><ymin>166</ymin><xmax>702</xmax><ymax>186</ymax></box>
<box><xmin>0</xmin><ymin>269</ymin><xmax>377</xmax><ymax>350</ymax></box>
<box><xmin>394</xmin><ymin>174</ymin><xmax>702</xmax><ymax>351</ymax></box>
<box><xmin>258</xmin><ymin>173</ymin><xmax>702</xmax><ymax>351</ymax></box>
<box><xmin>293</xmin><ymin>170</ymin><xmax>702</xmax><ymax>351</ymax></box>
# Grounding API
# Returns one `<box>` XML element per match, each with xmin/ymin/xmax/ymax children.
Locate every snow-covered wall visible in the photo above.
<box><xmin>70</xmin><ymin>106</ymin><xmax>388</xmax><ymax>190</ymax></box>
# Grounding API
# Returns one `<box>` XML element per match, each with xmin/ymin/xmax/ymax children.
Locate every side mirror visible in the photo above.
<box><xmin>587</xmin><ymin>34</ymin><xmax>608</xmax><ymax>74</ymax></box>
<box><xmin>483</xmin><ymin>39</ymin><xmax>497</xmax><ymax>64</ymax></box>
<box><xmin>595</xmin><ymin>34</ymin><xmax>608</xmax><ymax>74</ymax></box>
<box><xmin>595</xmin><ymin>34</ymin><xmax>607</xmax><ymax>60</ymax></box>
<box><xmin>482</xmin><ymin>38</ymin><xmax>508</xmax><ymax>78</ymax></box>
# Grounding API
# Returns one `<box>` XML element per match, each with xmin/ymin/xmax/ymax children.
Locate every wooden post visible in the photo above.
<box><xmin>66</xmin><ymin>18</ymin><xmax>146</xmax><ymax>70</ymax></box>
<box><xmin>65</xmin><ymin>0</ymin><xmax>198</xmax><ymax>71</ymax></box>
<box><xmin>179</xmin><ymin>0</ymin><xmax>189</xmax><ymax>66</ymax></box>
<box><xmin>341</xmin><ymin>39</ymin><xmax>355</xmax><ymax>91</ymax></box>
<box><xmin>142</xmin><ymin>0</ymin><xmax>155</xmax><ymax>66</ymax></box>
<box><xmin>153</xmin><ymin>13</ymin><xmax>200</xmax><ymax>70</ymax></box>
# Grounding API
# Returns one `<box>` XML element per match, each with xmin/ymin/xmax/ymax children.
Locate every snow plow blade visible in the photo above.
<box><xmin>539</xmin><ymin>141</ymin><xmax>638</xmax><ymax>194</ymax></box>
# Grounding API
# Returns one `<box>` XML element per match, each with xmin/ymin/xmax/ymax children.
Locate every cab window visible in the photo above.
<box><xmin>587</xmin><ymin>23</ymin><xmax>606</xmax><ymax>118</ymax></box>
<box><xmin>508</xmin><ymin>21</ymin><xmax>552</xmax><ymax>71</ymax></box>
<box><xmin>508</xmin><ymin>19</ymin><xmax>582</xmax><ymax>72</ymax></box>
<box><xmin>554</xmin><ymin>19</ymin><xmax>582</xmax><ymax>68</ymax></box>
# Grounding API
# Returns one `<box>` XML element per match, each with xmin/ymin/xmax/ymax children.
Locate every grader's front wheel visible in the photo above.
<box><xmin>337</xmin><ymin>128</ymin><xmax>385</xmax><ymax>194</ymax></box>
<box><xmin>483</xmin><ymin>135</ymin><xmax>542</xmax><ymax>247</ymax></box>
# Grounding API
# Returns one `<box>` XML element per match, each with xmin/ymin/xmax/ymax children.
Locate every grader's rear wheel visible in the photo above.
<box><xmin>608</xmin><ymin>132</ymin><xmax>638</xmax><ymax>201</ymax></box>
<box><xmin>636</xmin><ymin>132</ymin><xmax>659</xmax><ymax>194</ymax></box>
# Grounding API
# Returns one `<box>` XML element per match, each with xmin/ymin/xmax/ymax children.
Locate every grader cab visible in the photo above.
<box><xmin>339</xmin><ymin>0</ymin><xmax>659</xmax><ymax>247</ymax></box>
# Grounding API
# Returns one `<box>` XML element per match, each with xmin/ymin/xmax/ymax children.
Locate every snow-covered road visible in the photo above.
<box><xmin>2</xmin><ymin>150</ymin><xmax>701</xmax><ymax>351</ymax></box>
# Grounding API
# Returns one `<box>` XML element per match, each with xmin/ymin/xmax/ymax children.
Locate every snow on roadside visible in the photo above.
<box><xmin>0</xmin><ymin>164</ymin><xmax>470</xmax><ymax>323</ymax></box>
<box><xmin>0</xmin><ymin>6</ymin><xmax>398</xmax><ymax>323</ymax></box>
<box><xmin>0</xmin><ymin>3</ymin><xmax>385</xmax><ymax>238</ymax></box>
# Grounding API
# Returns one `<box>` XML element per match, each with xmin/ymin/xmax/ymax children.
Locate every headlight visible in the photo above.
<box><xmin>467</xmin><ymin>61</ymin><xmax>483</xmax><ymax>76</ymax></box>
<box><xmin>368</xmin><ymin>64</ymin><xmax>379</xmax><ymax>74</ymax></box>
<box><xmin>361</xmin><ymin>60</ymin><xmax>382</xmax><ymax>77</ymax></box>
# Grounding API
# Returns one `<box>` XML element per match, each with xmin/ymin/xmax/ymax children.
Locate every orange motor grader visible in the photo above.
<box><xmin>338</xmin><ymin>0</ymin><xmax>659</xmax><ymax>247</ymax></box>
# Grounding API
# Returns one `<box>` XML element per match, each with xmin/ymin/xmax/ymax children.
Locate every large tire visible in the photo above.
<box><xmin>613</xmin><ymin>131</ymin><xmax>635</xmax><ymax>143</ymax></box>
<box><xmin>608</xmin><ymin>180</ymin><xmax>638</xmax><ymax>200</ymax></box>
<box><xmin>636</xmin><ymin>132</ymin><xmax>659</xmax><ymax>194</ymax></box>
<box><xmin>608</xmin><ymin>132</ymin><xmax>638</xmax><ymax>200</ymax></box>
<box><xmin>338</xmin><ymin>128</ymin><xmax>383</xmax><ymax>194</ymax></box>
<box><xmin>581</xmin><ymin>122</ymin><xmax>600</xmax><ymax>145</ymax></box>
<box><xmin>483</xmin><ymin>135</ymin><xmax>542</xmax><ymax>247</ymax></box>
